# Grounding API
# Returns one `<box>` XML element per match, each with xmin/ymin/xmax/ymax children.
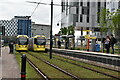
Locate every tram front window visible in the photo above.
<box><xmin>19</xmin><ymin>37</ymin><xmax>28</xmax><ymax>45</ymax></box>
<box><xmin>37</xmin><ymin>39</ymin><xmax>46</xmax><ymax>45</ymax></box>
<box><xmin>35</xmin><ymin>37</ymin><xmax>46</xmax><ymax>45</ymax></box>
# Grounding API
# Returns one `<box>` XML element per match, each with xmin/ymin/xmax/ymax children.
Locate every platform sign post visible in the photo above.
<box><xmin>87</xmin><ymin>38</ymin><xmax>90</xmax><ymax>51</ymax></box>
<box><xmin>85</xmin><ymin>35</ymin><xmax>90</xmax><ymax>51</ymax></box>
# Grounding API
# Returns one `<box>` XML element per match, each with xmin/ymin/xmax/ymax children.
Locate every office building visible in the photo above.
<box><xmin>0</xmin><ymin>16</ymin><xmax>31</xmax><ymax>37</ymax></box>
<box><xmin>61</xmin><ymin>0</ymin><xmax>106</xmax><ymax>43</ymax></box>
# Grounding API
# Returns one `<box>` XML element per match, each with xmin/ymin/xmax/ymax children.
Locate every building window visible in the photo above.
<box><xmin>97</xmin><ymin>2</ymin><xmax>101</xmax><ymax>23</ymax></box>
<box><xmin>75</xmin><ymin>14</ymin><xmax>78</xmax><ymax>22</ymax></box>
<box><xmin>104</xmin><ymin>2</ymin><xmax>106</xmax><ymax>7</ymax></box>
<box><xmin>82</xmin><ymin>7</ymin><xmax>88</xmax><ymax>15</ymax></box>
<box><xmin>80</xmin><ymin>0</ymin><xmax>83</xmax><ymax>6</ymax></box>
<box><xmin>80</xmin><ymin>15</ymin><xmax>82</xmax><ymax>22</ymax></box>
<box><xmin>87</xmin><ymin>15</ymin><xmax>89</xmax><ymax>23</ymax></box>
<box><xmin>76</xmin><ymin>7</ymin><xmax>79</xmax><ymax>14</ymax></box>
<box><xmin>87</xmin><ymin>1</ymin><xmax>90</xmax><ymax>7</ymax></box>
<box><xmin>87</xmin><ymin>8</ymin><xmax>89</xmax><ymax>15</ymax></box>
<box><xmin>73</xmin><ymin>2</ymin><xmax>79</xmax><ymax>6</ymax></box>
<box><xmin>61</xmin><ymin>1</ymin><xmax>65</xmax><ymax>12</ymax></box>
<box><xmin>66</xmin><ymin>0</ymin><xmax>68</xmax><ymax>15</ymax></box>
<box><xmin>82</xmin><ymin>8</ymin><xmax>84</xmax><ymax>14</ymax></box>
<box><xmin>98</xmin><ymin>2</ymin><xmax>101</xmax><ymax>7</ymax></box>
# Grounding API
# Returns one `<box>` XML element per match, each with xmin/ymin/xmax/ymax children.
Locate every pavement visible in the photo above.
<box><xmin>0</xmin><ymin>46</ymin><xmax>20</xmax><ymax>79</ymax></box>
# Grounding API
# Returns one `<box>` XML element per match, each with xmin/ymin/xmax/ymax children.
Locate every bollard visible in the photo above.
<box><xmin>21</xmin><ymin>54</ymin><xmax>26</xmax><ymax>80</ymax></box>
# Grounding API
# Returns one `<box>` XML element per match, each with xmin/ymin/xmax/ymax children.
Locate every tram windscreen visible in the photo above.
<box><xmin>18</xmin><ymin>37</ymin><xmax>28</xmax><ymax>45</ymax></box>
<box><xmin>35</xmin><ymin>37</ymin><xmax>46</xmax><ymax>45</ymax></box>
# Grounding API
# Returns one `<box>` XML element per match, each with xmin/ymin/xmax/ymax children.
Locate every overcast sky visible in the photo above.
<box><xmin>0</xmin><ymin>0</ymin><xmax>61</xmax><ymax>34</ymax></box>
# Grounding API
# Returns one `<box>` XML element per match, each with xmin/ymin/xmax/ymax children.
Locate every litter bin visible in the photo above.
<box><xmin>95</xmin><ymin>44</ymin><xmax>100</xmax><ymax>52</ymax></box>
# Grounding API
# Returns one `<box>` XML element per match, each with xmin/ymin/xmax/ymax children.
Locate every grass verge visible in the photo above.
<box><xmin>28</xmin><ymin>51</ymin><xmax>115</xmax><ymax>79</ymax></box>
<box><xmin>15</xmin><ymin>52</ymin><xmax>41</xmax><ymax>78</ymax></box>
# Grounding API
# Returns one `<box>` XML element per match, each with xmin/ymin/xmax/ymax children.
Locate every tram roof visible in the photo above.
<box><xmin>16</xmin><ymin>35</ymin><xmax>29</xmax><ymax>38</ymax></box>
<box><xmin>33</xmin><ymin>35</ymin><xmax>46</xmax><ymax>38</ymax></box>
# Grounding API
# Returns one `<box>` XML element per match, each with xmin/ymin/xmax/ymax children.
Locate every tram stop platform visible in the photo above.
<box><xmin>0</xmin><ymin>46</ymin><xmax>20</xmax><ymax>79</ymax></box>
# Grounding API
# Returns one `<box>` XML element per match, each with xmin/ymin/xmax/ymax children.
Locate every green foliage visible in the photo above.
<box><xmin>98</xmin><ymin>8</ymin><xmax>110</xmax><ymax>32</ymax></box>
<box><xmin>111</xmin><ymin>9</ymin><xmax>120</xmax><ymax>30</ymax></box>
<box><xmin>58</xmin><ymin>25</ymin><xmax>75</xmax><ymax>36</ymax></box>
<box><xmin>68</xmin><ymin>26</ymin><xmax>75</xmax><ymax>35</ymax></box>
<box><xmin>58</xmin><ymin>31</ymin><xmax>61</xmax><ymax>35</ymax></box>
<box><xmin>60</xmin><ymin>27</ymin><xmax>68</xmax><ymax>35</ymax></box>
<box><xmin>98</xmin><ymin>8</ymin><xmax>120</xmax><ymax>32</ymax></box>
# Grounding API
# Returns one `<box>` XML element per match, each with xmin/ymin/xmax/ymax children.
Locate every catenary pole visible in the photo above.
<box><xmin>50</xmin><ymin>0</ymin><xmax>53</xmax><ymax>59</ymax></box>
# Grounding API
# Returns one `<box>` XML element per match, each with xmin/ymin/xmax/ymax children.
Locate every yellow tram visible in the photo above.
<box><xmin>15</xmin><ymin>35</ymin><xmax>29</xmax><ymax>51</ymax></box>
<box><xmin>28</xmin><ymin>35</ymin><xmax>46</xmax><ymax>51</ymax></box>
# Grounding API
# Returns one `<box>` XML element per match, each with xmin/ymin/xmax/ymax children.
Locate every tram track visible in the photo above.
<box><xmin>53</xmin><ymin>53</ymin><xmax>120</xmax><ymax>72</ymax></box>
<box><xmin>26</xmin><ymin>52</ymin><xmax>80</xmax><ymax>80</ymax></box>
<box><xmin>50</xmin><ymin>55</ymin><xmax>120</xmax><ymax>79</ymax></box>
<box><xmin>19</xmin><ymin>52</ymin><xmax>50</xmax><ymax>80</ymax></box>
<box><xmin>31</xmin><ymin>51</ymin><xmax>120</xmax><ymax>80</ymax></box>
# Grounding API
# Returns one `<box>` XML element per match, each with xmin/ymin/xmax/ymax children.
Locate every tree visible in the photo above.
<box><xmin>111</xmin><ymin>9</ymin><xmax>120</xmax><ymax>29</ymax></box>
<box><xmin>98</xmin><ymin>8</ymin><xmax>110</xmax><ymax>36</ymax></box>
<box><xmin>97</xmin><ymin>8</ymin><xmax>111</xmax><ymax>52</ymax></box>
<box><xmin>98</xmin><ymin>8</ymin><xmax>120</xmax><ymax>50</ymax></box>
<box><xmin>111</xmin><ymin>9</ymin><xmax>120</xmax><ymax>48</ymax></box>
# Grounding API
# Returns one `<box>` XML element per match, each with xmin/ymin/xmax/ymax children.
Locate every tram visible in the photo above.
<box><xmin>28</xmin><ymin>35</ymin><xmax>46</xmax><ymax>51</ymax></box>
<box><xmin>15</xmin><ymin>35</ymin><xmax>29</xmax><ymax>51</ymax></box>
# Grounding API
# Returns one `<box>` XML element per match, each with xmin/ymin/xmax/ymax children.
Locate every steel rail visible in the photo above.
<box><xmin>53</xmin><ymin>53</ymin><xmax>120</xmax><ymax>72</ymax></box>
<box><xmin>19</xmin><ymin>52</ymin><xmax>50</xmax><ymax>80</ymax></box>
<box><xmin>39</xmin><ymin>52</ymin><xmax>120</xmax><ymax>80</ymax></box>
<box><xmin>50</xmin><ymin>49</ymin><xmax>120</xmax><ymax>72</ymax></box>
<box><xmin>28</xmin><ymin>52</ymin><xmax>80</xmax><ymax>80</ymax></box>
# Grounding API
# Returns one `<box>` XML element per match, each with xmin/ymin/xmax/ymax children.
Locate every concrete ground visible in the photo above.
<box><xmin>1</xmin><ymin>46</ymin><xmax>20</xmax><ymax>79</ymax></box>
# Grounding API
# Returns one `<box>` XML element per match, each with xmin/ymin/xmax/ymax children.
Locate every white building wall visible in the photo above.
<box><xmin>32</xmin><ymin>24</ymin><xmax>50</xmax><ymax>39</ymax></box>
<box><xmin>61</xmin><ymin>0</ymin><xmax>106</xmax><ymax>44</ymax></box>
<box><xmin>106</xmin><ymin>0</ymin><xmax>119</xmax><ymax>12</ymax></box>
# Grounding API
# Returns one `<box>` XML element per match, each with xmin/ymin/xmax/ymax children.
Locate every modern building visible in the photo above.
<box><xmin>61</xmin><ymin>0</ymin><xmax>106</xmax><ymax>43</ymax></box>
<box><xmin>106</xmin><ymin>0</ymin><xmax>120</xmax><ymax>12</ymax></box>
<box><xmin>0</xmin><ymin>20</ymin><xmax>17</xmax><ymax>36</ymax></box>
<box><xmin>12</xmin><ymin>16</ymin><xmax>31</xmax><ymax>37</ymax></box>
<box><xmin>31</xmin><ymin>23</ymin><xmax>50</xmax><ymax>39</ymax></box>
<box><xmin>0</xmin><ymin>16</ymin><xmax>31</xmax><ymax>37</ymax></box>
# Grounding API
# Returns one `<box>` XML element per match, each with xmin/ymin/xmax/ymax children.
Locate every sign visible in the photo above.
<box><xmin>90</xmin><ymin>37</ymin><xmax>96</xmax><ymax>39</ymax></box>
<box><xmin>83</xmin><ymin>30</ymin><xmax>91</xmax><ymax>32</ymax></box>
<box><xmin>85</xmin><ymin>35</ymin><xmax>90</xmax><ymax>38</ymax></box>
<box><xmin>85</xmin><ymin>35</ymin><xmax>96</xmax><ymax>39</ymax></box>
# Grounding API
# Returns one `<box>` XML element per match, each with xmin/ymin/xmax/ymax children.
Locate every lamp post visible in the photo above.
<box><xmin>50</xmin><ymin>0</ymin><xmax>53</xmax><ymax>59</ymax></box>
